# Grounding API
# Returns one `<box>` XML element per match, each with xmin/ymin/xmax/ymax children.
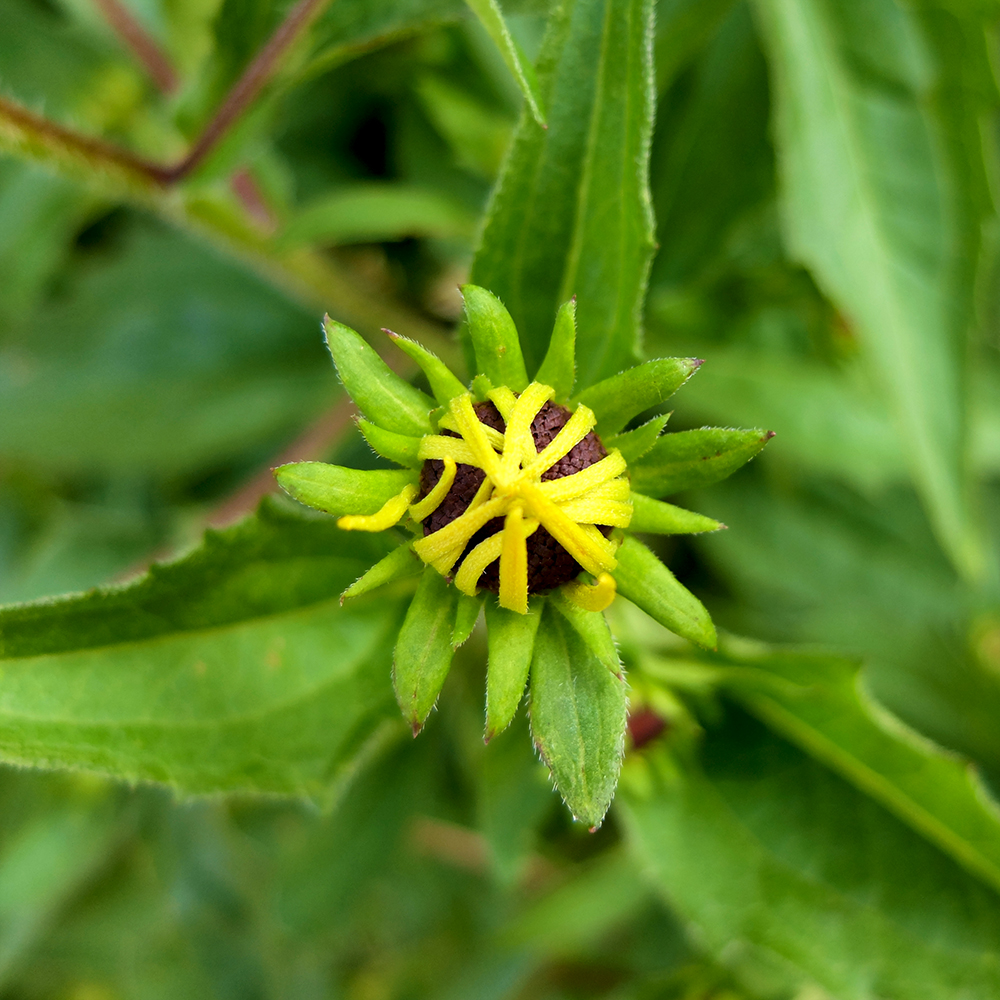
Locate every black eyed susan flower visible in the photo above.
<box><xmin>274</xmin><ymin>285</ymin><xmax>772</xmax><ymax>826</ymax></box>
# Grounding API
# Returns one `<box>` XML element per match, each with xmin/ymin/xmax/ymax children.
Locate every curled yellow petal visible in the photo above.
<box><xmin>437</xmin><ymin>413</ymin><xmax>505</xmax><ymax>450</ymax></box>
<box><xmin>413</xmin><ymin>494</ymin><xmax>510</xmax><ymax>564</ymax></box>
<box><xmin>453</xmin><ymin>531</ymin><xmax>504</xmax><ymax>595</ymax></box>
<box><xmin>486</xmin><ymin>385</ymin><xmax>517</xmax><ymax>421</ymax></box>
<box><xmin>338</xmin><ymin>484</ymin><xmax>418</xmax><ymax>532</ymax></box>
<box><xmin>409</xmin><ymin>458</ymin><xmax>456</xmax><ymax>522</ymax></box>
<box><xmin>563</xmin><ymin>573</ymin><xmax>617</xmax><ymax>612</ymax></box>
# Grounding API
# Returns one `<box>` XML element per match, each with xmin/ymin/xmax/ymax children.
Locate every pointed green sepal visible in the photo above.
<box><xmin>614</xmin><ymin>536</ymin><xmax>716</xmax><ymax>649</ymax></box>
<box><xmin>393</xmin><ymin>566</ymin><xmax>459</xmax><ymax>734</ymax></box>
<box><xmin>572</xmin><ymin>358</ymin><xmax>702</xmax><ymax>436</ymax></box>
<box><xmin>485</xmin><ymin>598</ymin><xmax>543</xmax><ymax>741</ymax></box>
<box><xmin>604</xmin><ymin>413</ymin><xmax>669</xmax><ymax>464</ymax></box>
<box><xmin>342</xmin><ymin>543</ymin><xmax>422</xmax><ymax>602</ymax></box>
<box><xmin>629</xmin><ymin>493</ymin><xmax>725</xmax><ymax>535</ymax></box>
<box><xmin>471</xmin><ymin>374</ymin><xmax>494</xmax><ymax>401</ymax></box>
<box><xmin>462</xmin><ymin>285</ymin><xmax>529</xmax><ymax>391</ymax></box>
<box><xmin>453</xmin><ymin>592</ymin><xmax>484</xmax><ymax>648</ymax></box>
<box><xmin>549</xmin><ymin>589</ymin><xmax>620</xmax><ymax>674</ymax></box>
<box><xmin>274</xmin><ymin>462</ymin><xmax>417</xmax><ymax>517</ymax></box>
<box><xmin>358</xmin><ymin>419</ymin><xmax>422</xmax><ymax>468</ymax></box>
<box><xmin>535</xmin><ymin>298</ymin><xmax>576</xmax><ymax>401</ymax></box>
<box><xmin>630</xmin><ymin>427</ymin><xmax>773</xmax><ymax>497</ymax></box>
<box><xmin>529</xmin><ymin>602</ymin><xmax>626</xmax><ymax>828</ymax></box>
<box><xmin>323</xmin><ymin>316</ymin><xmax>435</xmax><ymax>436</ymax></box>
<box><xmin>387</xmin><ymin>330</ymin><xmax>467</xmax><ymax>406</ymax></box>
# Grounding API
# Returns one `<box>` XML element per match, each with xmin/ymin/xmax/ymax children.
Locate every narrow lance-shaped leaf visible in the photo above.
<box><xmin>386</xmin><ymin>330</ymin><xmax>467</xmax><ymax>407</ymax></box>
<box><xmin>573</xmin><ymin>358</ymin><xmax>701</xmax><ymax>436</ymax></box>
<box><xmin>534</xmin><ymin>297</ymin><xmax>576</xmax><ymax>401</ymax></box>
<box><xmin>485</xmin><ymin>598</ymin><xmax>544</xmax><ymax>740</ymax></box>
<box><xmin>630</xmin><ymin>427</ymin><xmax>772</xmax><ymax>497</ymax></box>
<box><xmin>620</xmin><ymin>713</ymin><xmax>1000</xmax><ymax>1000</ymax></box>
<box><xmin>604</xmin><ymin>413</ymin><xmax>669</xmax><ymax>463</ymax></box>
<box><xmin>324</xmin><ymin>317</ymin><xmax>434</xmax><ymax>436</ymax></box>
<box><xmin>644</xmin><ymin>646</ymin><xmax>1000</xmax><ymax>897</ymax></box>
<box><xmin>462</xmin><ymin>284</ymin><xmax>529</xmax><ymax>391</ymax></box>
<box><xmin>393</xmin><ymin>566</ymin><xmax>459</xmax><ymax>734</ymax></box>
<box><xmin>452</xmin><ymin>593</ymin><xmax>484</xmax><ymax>648</ymax></box>
<box><xmin>614</xmin><ymin>535</ymin><xmax>716</xmax><ymax>649</ymax></box>
<box><xmin>549</xmin><ymin>589</ymin><xmax>620</xmax><ymax>673</ymax></box>
<box><xmin>471</xmin><ymin>0</ymin><xmax>657</xmax><ymax>384</ymax></box>
<box><xmin>0</xmin><ymin>499</ymin><xmax>403</xmax><ymax>795</ymax></box>
<box><xmin>342</xmin><ymin>543</ymin><xmax>422</xmax><ymax>603</ymax></box>
<box><xmin>629</xmin><ymin>493</ymin><xmax>724</xmax><ymax>535</ymax></box>
<box><xmin>530</xmin><ymin>602</ymin><xmax>627</xmax><ymax>828</ymax></box>
<box><xmin>752</xmin><ymin>0</ymin><xmax>983</xmax><ymax>577</ymax></box>
<box><xmin>465</xmin><ymin>0</ymin><xmax>547</xmax><ymax>127</ymax></box>
<box><xmin>275</xmin><ymin>463</ymin><xmax>417</xmax><ymax>517</ymax></box>
<box><xmin>357</xmin><ymin>420</ymin><xmax>423</xmax><ymax>468</ymax></box>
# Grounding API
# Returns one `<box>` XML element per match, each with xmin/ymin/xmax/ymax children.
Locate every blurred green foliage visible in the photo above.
<box><xmin>0</xmin><ymin>0</ymin><xmax>999</xmax><ymax>996</ymax></box>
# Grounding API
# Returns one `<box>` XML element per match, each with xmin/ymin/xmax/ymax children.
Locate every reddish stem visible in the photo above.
<box><xmin>92</xmin><ymin>0</ymin><xmax>179</xmax><ymax>94</ymax></box>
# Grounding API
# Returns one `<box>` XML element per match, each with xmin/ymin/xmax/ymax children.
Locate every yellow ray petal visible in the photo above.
<box><xmin>437</xmin><ymin>413</ymin><xmax>505</xmax><ymax>450</ymax></box>
<box><xmin>417</xmin><ymin>435</ymin><xmax>483</xmax><ymax>466</ymax></box>
<box><xmin>450</xmin><ymin>393</ymin><xmax>504</xmax><ymax>482</ymax></box>
<box><xmin>498</xmin><ymin>505</ymin><xmax>529</xmax><ymax>614</ymax></box>
<box><xmin>338</xmin><ymin>484</ymin><xmax>418</xmax><ymax>532</ymax></box>
<box><xmin>486</xmin><ymin>385</ymin><xmax>517</xmax><ymax>421</ymax></box>
<box><xmin>409</xmin><ymin>458</ymin><xmax>456</xmax><ymax>522</ymax></box>
<box><xmin>520</xmin><ymin>483</ymin><xmax>617</xmax><ymax>575</ymax></box>
<box><xmin>522</xmin><ymin>403</ymin><xmax>596</xmax><ymax>478</ymax></box>
<box><xmin>536</xmin><ymin>450</ymin><xmax>627</xmax><ymax>503</ymax></box>
<box><xmin>501</xmin><ymin>382</ymin><xmax>553</xmax><ymax>480</ymax></box>
<box><xmin>413</xmin><ymin>494</ymin><xmax>510</xmax><ymax>564</ymax></box>
<box><xmin>563</xmin><ymin>573</ymin><xmax>617</xmax><ymax>612</ymax></box>
<box><xmin>453</xmin><ymin>531</ymin><xmax>504</xmax><ymax>595</ymax></box>
<box><xmin>557</xmin><ymin>497</ymin><xmax>633</xmax><ymax>527</ymax></box>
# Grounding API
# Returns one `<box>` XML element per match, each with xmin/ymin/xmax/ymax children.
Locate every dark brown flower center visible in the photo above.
<box><xmin>418</xmin><ymin>400</ymin><xmax>610</xmax><ymax>593</ymax></box>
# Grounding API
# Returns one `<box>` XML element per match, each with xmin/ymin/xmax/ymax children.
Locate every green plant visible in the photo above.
<box><xmin>0</xmin><ymin>0</ymin><xmax>999</xmax><ymax>997</ymax></box>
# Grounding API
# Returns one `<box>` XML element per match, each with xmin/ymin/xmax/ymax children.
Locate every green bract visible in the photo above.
<box><xmin>274</xmin><ymin>286</ymin><xmax>771</xmax><ymax>827</ymax></box>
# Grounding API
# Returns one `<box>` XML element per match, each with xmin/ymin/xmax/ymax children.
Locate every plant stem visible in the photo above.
<box><xmin>92</xmin><ymin>0</ymin><xmax>179</xmax><ymax>95</ymax></box>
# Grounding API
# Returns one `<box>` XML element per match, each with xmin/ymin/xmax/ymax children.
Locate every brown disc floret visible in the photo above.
<box><xmin>418</xmin><ymin>400</ymin><xmax>611</xmax><ymax>593</ymax></box>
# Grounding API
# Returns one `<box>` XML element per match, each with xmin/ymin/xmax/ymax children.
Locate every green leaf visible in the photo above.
<box><xmin>529</xmin><ymin>602</ymin><xmax>627</xmax><ymax>827</ymax></box>
<box><xmin>393</xmin><ymin>566</ymin><xmax>459</xmax><ymax>733</ymax></box>
<box><xmin>323</xmin><ymin>317</ymin><xmax>435</xmax><ymax>436</ymax></box>
<box><xmin>280</xmin><ymin>183</ymin><xmax>477</xmax><ymax>246</ymax></box>
<box><xmin>0</xmin><ymin>220</ymin><xmax>333</xmax><ymax>478</ymax></box>
<box><xmin>620</xmin><ymin>712</ymin><xmax>1000</xmax><ymax>999</ymax></box>
<box><xmin>629</xmin><ymin>493</ymin><xmax>724</xmax><ymax>535</ymax></box>
<box><xmin>387</xmin><ymin>332</ymin><xmax>467</xmax><ymax>407</ymax></box>
<box><xmin>274</xmin><ymin>463</ymin><xmax>416</xmax><ymax>517</ymax></box>
<box><xmin>604</xmin><ymin>414</ymin><xmax>669</xmax><ymax>464</ymax></box>
<box><xmin>357</xmin><ymin>419</ymin><xmax>423</xmax><ymax>468</ymax></box>
<box><xmin>462</xmin><ymin>284</ymin><xmax>530</xmax><ymax>391</ymax></box>
<box><xmin>0</xmin><ymin>500</ymin><xmax>404</xmax><ymax>794</ymax></box>
<box><xmin>752</xmin><ymin>0</ymin><xmax>987</xmax><ymax>577</ymax></box>
<box><xmin>630</xmin><ymin>427</ymin><xmax>772</xmax><ymax>497</ymax></box>
<box><xmin>614</xmin><ymin>536</ymin><xmax>716</xmax><ymax>649</ymax></box>
<box><xmin>709</xmin><ymin>646</ymin><xmax>1000</xmax><ymax>896</ymax></box>
<box><xmin>342</xmin><ymin>543</ymin><xmax>422</xmax><ymax>602</ymax></box>
<box><xmin>572</xmin><ymin>358</ymin><xmax>701</xmax><ymax>436</ymax></box>
<box><xmin>471</xmin><ymin>0</ymin><xmax>657</xmax><ymax>384</ymax></box>
<box><xmin>452</xmin><ymin>593</ymin><xmax>484</xmax><ymax>648</ymax></box>
<box><xmin>485</xmin><ymin>598</ymin><xmax>544</xmax><ymax>740</ymax></box>
<box><xmin>534</xmin><ymin>298</ymin><xmax>576</xmax><ymax>400</ymax></box>
<box><xmin>465</xmin><ymin>0</ymin><xmax>547</xmax><ymax>126</ymax></box>
<box><xmin>549</xmin><ymin>590</ymin><xmax>620</xmax><ymax>673</ymax></box>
